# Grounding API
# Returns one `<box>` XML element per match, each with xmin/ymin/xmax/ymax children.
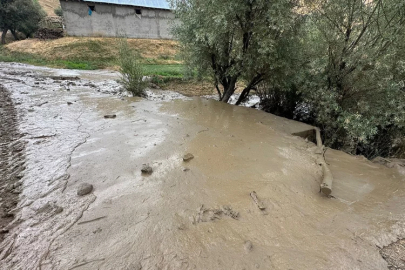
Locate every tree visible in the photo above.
<box><xmin>170</xmin><ymin>0</ymin><xmax>301</xmax><ymax>103</ymax></box>
<box><xmin>301</xmin><ymin>0</ymin><xmax>405</xmax><ymax>157</ymax></box>
<box><xmin>0</xmin><ymin>0</ymin><xmax>45</xmax><ymax>44</ymax></box>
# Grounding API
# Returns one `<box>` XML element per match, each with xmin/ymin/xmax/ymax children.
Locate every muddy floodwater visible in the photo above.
<box><xmin>0</xmin><ymin>62</ymin><xmax>404</xmax><ymax>270</ymax></box>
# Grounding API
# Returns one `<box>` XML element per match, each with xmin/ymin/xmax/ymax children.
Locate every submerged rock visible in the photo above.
<box><xmin>183</xmin><ymin>153</ymin><xmax>194</xmax><ymax>162</ymax></box>
<box><xmin>141</xmin><ymin>164</ymin><xmax>153</xmax><ymax>174</ymax></box>
<box><xmin>244</xmin><ymin>240</ymin><xmax>253</xmax><ymax>252</ymax></box>
<box><xmin>77</xmin><ymin>183</ymin><xmax>93</xmax><ymax>196</ymax></box>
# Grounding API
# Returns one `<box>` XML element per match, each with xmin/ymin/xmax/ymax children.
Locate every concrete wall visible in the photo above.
<box><xmin>60</xmin><ymin>1</ymin><xmax>174</xmax><ymax>39</ymax></box>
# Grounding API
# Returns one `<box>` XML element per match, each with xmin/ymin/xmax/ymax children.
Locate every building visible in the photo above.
<box><xmin>59</xmin><ymin>0</ymin><xmax>174</xmax><ymax>39</ymax></box>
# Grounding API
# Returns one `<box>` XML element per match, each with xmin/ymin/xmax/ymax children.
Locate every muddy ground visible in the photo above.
<box><xmin>0</xmin><ymin>62</ymin><xmax>404</xmax><ymax>270</ymax></box>
<box><xmin>0</xmin><ymin>86</ymin><xmax>25</xmax><ymax>243</ymax></box>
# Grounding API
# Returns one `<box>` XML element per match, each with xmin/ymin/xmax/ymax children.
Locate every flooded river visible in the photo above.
<box><xmin>0</xmin><ymin>63</ymin><xmax>404</xmax><ymax>269</ymax></box>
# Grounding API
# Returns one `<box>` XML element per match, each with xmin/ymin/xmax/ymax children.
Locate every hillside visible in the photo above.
<box><xmin>5</xmin><ymin>37</ymin><xmax>181</xmax><ymax>66</ymax></box>
<box><xmin>38</xmin><ymin>0</ymin><xmax>60</xmax><ymax>16</ymax></box>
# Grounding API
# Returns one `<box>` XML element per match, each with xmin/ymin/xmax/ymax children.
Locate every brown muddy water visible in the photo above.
<box><xmin>0</xmin><ymin>63</ymin><xmax>404</xmax><ymax>270</ymax></box>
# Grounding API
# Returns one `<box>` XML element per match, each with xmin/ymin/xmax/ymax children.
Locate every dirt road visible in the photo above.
<box><xmin>0</xmin><ymin>62</ymin><xmax>404</xmax><ymax>270</ymax></box>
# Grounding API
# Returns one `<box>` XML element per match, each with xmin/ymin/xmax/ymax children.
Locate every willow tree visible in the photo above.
<box><xmin>0</xmin><ymin>0</ymin><xmax>45</xmax><ymax>44</ymax></box>
<box><xmin>301</xmin><ymin>0</ymin><xmax>405</xmax><ymax>157</ymax></box>
<box><xmin>170</xmin><ymin>0</ymin><xmax>301</xmax><ymax>103</ymax></box>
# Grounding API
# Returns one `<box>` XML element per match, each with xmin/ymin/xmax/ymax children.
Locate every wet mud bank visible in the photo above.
<box><xmin>380</xmin><ymin>238</ymin><xmax>405</xmax><ymax>270</ymax></box>
<box><xmin>0</xmin><ymin>63</ymin><xmax>404</xmax><ymax>269</ymax></box>
<box><xmin>0</xmin><ymin>85</ymin><xmax>25</xmax><ymax>244</ymax></box>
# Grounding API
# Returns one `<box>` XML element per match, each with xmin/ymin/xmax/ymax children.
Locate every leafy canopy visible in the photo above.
<box><xmin>170</xmin><ymin>0</ymin><xmax>301</xmax><ymax>103</ymax></box>
<box><xmin>301</xmin><ymin>0</ymin><xmax>405</xmax><ymax>157</ymax></box>
<box><xmin>0</xmin><ymin>0</ymin><xmax>45</xmax><ymax>43</ymax></box>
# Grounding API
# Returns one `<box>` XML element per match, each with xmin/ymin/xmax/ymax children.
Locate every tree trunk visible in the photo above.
<box><xmin>1</xmin><ymin>28</ymin><xmax>8</xmax><ymax>44</ymax></box>
<box><xmin>235</xmin><ymin>87</ymin><xmax>251</xmax><ymax>105</ymax></box>
<box><xmin>220</xmin><ymin>78</ymin><xmax>237</xmax><ymax>103</ymax></box>
<box><xmin>235</xmin><ymin>74</ymin><xmax>263</xmax><ymax>105</ymax></box>
<box><xmin>10</xmin><ymin>29</ymin><xmax>19</xmax><ymax>41</ymax></box>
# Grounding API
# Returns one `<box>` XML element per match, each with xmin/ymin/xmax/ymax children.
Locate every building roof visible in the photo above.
<box><xmin>82</xmin><ymin>0</ymin><xmax>171</xmax><ymax>10</ymax></box>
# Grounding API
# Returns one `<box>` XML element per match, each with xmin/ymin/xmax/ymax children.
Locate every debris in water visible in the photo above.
<box><xmin>35</xmin><ymin>101</ymin><xmax>48</xmax><ymax>107</ymax></box>
<box><xmin>78</xmin><ymin>216</ymin><xmax>107</xmax><ymax>225</ymax></box>
<box><xmin>54</xmin><ymin>206</ymin><xmax>63</xmax><ymax>214</ymax></box>
<box><xmin>319</xmin><ymin>161</ymin><xmax>333</xmax><ymax>196</ymax></box>
<box><xmin>244</xmin><ymin>241</ymin><xmax>253</xmax><ymax>252</ymax></box>
<box><xmin>77</xmin><ymin>183</ymin><xmax>94</xmax><ymax>196</ymax></box>
<box><xmin>141</xmin><ymin>164</ymin><xmax>153</xmax><ymax>174</ymax></box>
<box><xmin>126</xmin><ymin>262</ymin><xmax>142</xmax><ymax>270</ymax></box>
<box><xmin>194</xmin><ymin>205</ymin><xmax>239</xmax><ymax>223</ymax></box>
<box><xmin>104</xmin><ymin>114</ymin><xmax>116</xmax><ymax>119</ymax></box>
<box><xmin>250</xmin><ymin>191</ymin><xmax>266</xmax><ymax>210</ymax></box>
<box><xmin>380</xmin><ymin>238</ymin><xmax>405</xmax><ymax>270</ymax></box>
<box><xmin>48</xmin><ymin>75</ymin><xmax>80</xmax><ymax>81</ymax></box>
<box><xmin>222</xmin><ymin>205</ymin><xmax>239</xmax><ymax>219</ymax></box>
<box><xmin>183</xmin><ymin>153</ymin><xmax>194</xmax><ymax>162</ymax></box>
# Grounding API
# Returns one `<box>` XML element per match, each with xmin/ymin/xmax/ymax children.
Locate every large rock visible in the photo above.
<box><xmin>77</xmin><ymin>183</ymin><xmax>93</xmax><ymax>196</ymax></box>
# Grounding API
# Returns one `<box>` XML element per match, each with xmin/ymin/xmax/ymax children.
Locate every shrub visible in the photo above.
<box><xmin>54</xmin><ymin>6</ymin><xmax>63</xmax><ymax>17</ymax></box>
<box><xmin>117</xmin><ymin>39</ymin><xmax>146</xmax><ymax>97</ymax></box>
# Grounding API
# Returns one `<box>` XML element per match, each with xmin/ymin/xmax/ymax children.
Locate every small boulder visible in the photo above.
<box><xmin>183</xmin><ymin>153</ymin><xmax>194</xmax><ymax>162</ymax></box>
<box><xmin>244</xmin><ymin>240</ymin><xmax>253</xmax><ymax>252</ymax></box>
<box><xmin>141</xmin><ymin>164</ymin><xmax>153</xmax><ymax>174</ymax></box>
<box><xmin>54</xmin><ymin>206</ymin><xmax>63</xmax><ymax>214</ymax></box>
<box><xmin>77</xmin><ymin>183</ymin><xmax>93</xmax><ymax>196</ymax></box>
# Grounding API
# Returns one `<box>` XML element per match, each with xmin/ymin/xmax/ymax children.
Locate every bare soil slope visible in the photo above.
<box><xmin>38</xmin><ymin>0</ymin><xmax>60</xmax><ymax>16</ymax></box>
<box><xmin>5</xmin><ymin>37</ymin><xmax>181</xmax><ymax>65</ymax></box>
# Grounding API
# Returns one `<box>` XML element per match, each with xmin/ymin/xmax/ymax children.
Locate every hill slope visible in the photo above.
<box><xmin>38</xmin><ymin>0</ymin><xmax>60</xmax><ymax>16</ymax></box>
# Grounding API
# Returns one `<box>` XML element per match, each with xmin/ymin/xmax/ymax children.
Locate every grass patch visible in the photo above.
<box><xmin>0</xmin><ymin>46</ymin><xmax>185</xmax><ymax>74</ymax></box>
<box><xmin>2</xmin><ymin>38</ymin><xmax>184</xmax><ymax>73</ymax></box>
<box><xmin>61</xmin><ymin>61</ymin><xmax>98</xmax><ymax>70</ymax></box>
<box><xmin>143</xmin><ymin>64</ymin><xmax>183</xmax><ymax>77</ymax></box>
<box><xmin>0</xmin><ymin>47</ymin><xmax>107</xmax><ymax>70</ymax></box>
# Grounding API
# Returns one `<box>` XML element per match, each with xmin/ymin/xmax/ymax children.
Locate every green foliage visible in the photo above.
<box><xmin>170</xmin><ymin>0</ymin><xmax>301</xmax><ymax>103</ymax></box>
<box><xmin>143</xmin><ymin>64</ymin><xmax>183</xmax><ymax>77</ymax></box>
<box><xmin>117</xmin><ymin>39</ymin><xmax>147</xmax><ymax>97</ymax></box>
<box><xmin>0</xmin><ymin>49</ymin><xmax>100</xmax><ymax>69</ymax></box>
<box><xmin>300</xmin><ymin>0</ymin><xmax>405</xmax><ymax>158</ymax></box>
<box><xmin>0</xmin><ymin>0</ymin><xmax>46</xmax><ymax>43</ymax></box>
<box><xmin>54</xmin><ymin>6</ymin><xmax>63</xmax><ymax>17</ymax></box>
<box><xmin>174</xmin><ymin>0</ymin><xmax>405</xmax><ymax>157</ymax></box>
